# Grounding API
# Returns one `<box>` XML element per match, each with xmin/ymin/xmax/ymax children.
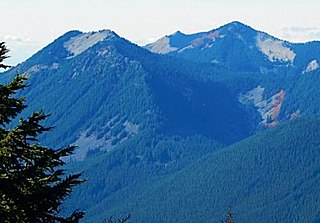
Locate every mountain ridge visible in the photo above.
<box><xmin>2</xmin><ymin>25</ymin><xmax>255</xmax><ymax>158</ymax></box>
<box><xmin>145</xmin><ymin>21</ymin><xmax>320</xmax><ymax>75</ymax></box>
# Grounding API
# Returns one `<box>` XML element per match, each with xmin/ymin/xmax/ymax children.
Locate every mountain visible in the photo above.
<box><xmin>146</xmin><ymin>21</ymin><xmax>320</xmax><ymax>127</ymax></box>
<box><xmin>2</xmin><ymin>29</ymin><xmax>254</xmax><ymax>159</ymax></box>
<box><xmin>146</xmin><ymin>21</ymin><xmax>320</xmax><ymax>75</ymax></box>
<box><xmin>1</xmin><ymin>28</ymin><xmax>256</xmax><ymax>221</ymax></box>
<box><xmin>1</xmin><ymin>22</ymin><xmax>320</xmax><ymax>222</ymax></box>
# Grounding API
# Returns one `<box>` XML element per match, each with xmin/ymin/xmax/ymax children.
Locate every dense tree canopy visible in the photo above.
<box><xmin>0</xmin><ymin>42</ymin><xmax>84</xmax><ymax>222</ymax></box>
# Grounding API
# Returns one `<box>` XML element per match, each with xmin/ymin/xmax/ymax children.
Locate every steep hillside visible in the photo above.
<box><xmin>94</xmin><ymin>116</ymin><xmax>320</xmax><ymax>223</ymax></box>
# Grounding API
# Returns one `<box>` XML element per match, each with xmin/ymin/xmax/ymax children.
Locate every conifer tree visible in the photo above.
<box><xmin>0</xmin><ymin>42</ymin><xmax>85</xmax><ymax>222</ymax></box>
<box><xmin>225</xmin><ymin>206</ymin><xmax>234</xmax><ymax>223</ymax></box>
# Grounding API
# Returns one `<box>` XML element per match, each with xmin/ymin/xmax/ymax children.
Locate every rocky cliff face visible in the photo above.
<box><xmin>240</xmin><ymin>86</ymin><xmax>285</xmax><ymax>126</ymax></box>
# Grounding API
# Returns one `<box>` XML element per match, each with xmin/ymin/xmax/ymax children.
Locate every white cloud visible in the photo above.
<box><xmin>281</xmin><ymin>26</ymin><xmax>320</xmax><ymax>43</ymax></box>
<box><xmin>282</xmin><ymin>27</ymin><xmax>318</xmax><ymax>33</ymax></box>
<box><xmin>1</xmin><ymin>38</ymin><xmax>42</xmax><ymax>67</ymax></box>
<box><xmin>3</xmin><ymin>35</ymin><xmax>32</xmax><ymax>43</ymax></box>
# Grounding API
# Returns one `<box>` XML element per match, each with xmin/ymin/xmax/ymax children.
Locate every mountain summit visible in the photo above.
<box><xmin>145</xmin><ymin>21</ymin><xmax>254</xmax><ymax>55</ymax></box>
<box><xmin>145</xmin><ymin>21</ymin><xmax>320</xmax><ymax>74</ymax></box>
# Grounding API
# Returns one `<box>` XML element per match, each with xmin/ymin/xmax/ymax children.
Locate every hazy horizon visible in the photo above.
<box><xmin>2</xmin><ymin>0</ymin><xmax>320</xmax><ymax>66</ymax></box>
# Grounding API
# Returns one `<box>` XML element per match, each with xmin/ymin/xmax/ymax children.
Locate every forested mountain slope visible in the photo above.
<box><xmin>93</xmin><ymin>117</ymin><xmax>320</xmax><ymax>223</ymax></box>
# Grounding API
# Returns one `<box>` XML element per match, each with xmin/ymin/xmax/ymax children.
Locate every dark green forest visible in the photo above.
<box><xmin>67</xmin><ymin>117</ymin><xmax>320</xmax><ymax>223</ymax></box>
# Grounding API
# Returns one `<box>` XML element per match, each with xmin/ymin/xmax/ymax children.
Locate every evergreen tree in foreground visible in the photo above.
<box><xmin>0</xmin><ymin>42</ymin><xmax>85</xmax><ymax>222</ymax></box>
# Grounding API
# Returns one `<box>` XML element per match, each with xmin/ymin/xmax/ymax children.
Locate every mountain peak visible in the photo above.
<box><xmin>218</xmin><ymin>21</ymin><xmax>254</xmax><ymax>33</ymax></box>
<box><xmin>228</xmin><ymin>21</ymin><xmax>247</xmax><ymax>27</ymax></box>
<box><xmin>145</xmin><ymin>21</ymin><xmax>257</xmax><ymax>55</ymax></box>
<box><xmin>64</xmin><ymin>29</ymin><xmax>117</xmax><ymax>57</ymax></box>
<box><xmin>172</xmin><ymin>30</ymin><xmax>185</xmax><ymax>36</ymax></box>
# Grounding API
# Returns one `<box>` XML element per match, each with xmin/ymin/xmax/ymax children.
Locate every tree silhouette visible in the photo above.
<box><xmin>225</xmin><ymin>206</ymin><xmax>234</xmax><ymax>223</ymax></box>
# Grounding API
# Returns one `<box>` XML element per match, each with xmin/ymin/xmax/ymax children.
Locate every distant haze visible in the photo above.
<box><xmin>2</xmin><ymin>0</ymin><xmax>320</xmax><ymax>66</ymax></box>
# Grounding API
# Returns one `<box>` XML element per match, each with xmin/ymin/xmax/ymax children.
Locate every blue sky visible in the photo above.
<box><xmin>2</xmin><ymin>0</ymin><xmax>320</xmax><ymax>65</ymax></box>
